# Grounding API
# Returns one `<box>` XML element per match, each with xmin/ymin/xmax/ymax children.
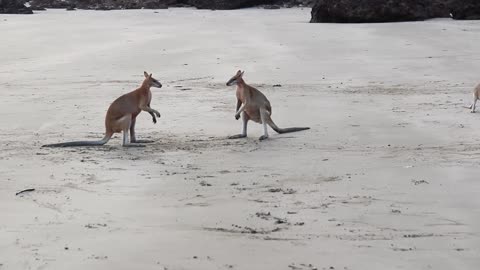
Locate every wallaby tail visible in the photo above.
<box><xmin>275</xmin><ymin>127</ymin><xmax>310</xmax><ymax>134</ymax></box>
<box><xmin>267</xmin><ymin>119</ymin><xmax>310</xmax><ymax>134</ymax></box>
<box><xmin>42</xmin><ymin>133</ymin><xmax>112</xmax><ymax>148</ymax></box>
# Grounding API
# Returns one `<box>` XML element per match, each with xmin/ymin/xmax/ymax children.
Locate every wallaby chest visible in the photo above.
<box><xmin>137</xmin><ymin>89</ymin><xmax>152</xmax><ymax>106</ymax></box>
<box><xmin>146</xmin><ymin>90</ymin><xmax>152</xmax><ymax>104</ymax></box>
<box><xmin>236</xmin><ymin>86</ymin><xmax>250</xmax><ymax>104</ymax></box>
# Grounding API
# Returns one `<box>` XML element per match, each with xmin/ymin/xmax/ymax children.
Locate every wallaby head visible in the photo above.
<box><xmin>226</xmin><ymin>70</ymin><xmax>245</xmax><ymax>86</ymax></box>
<box><xmin>143</xmin><ymin>71</ymin><xmax>162</xmax><ymax>88</ymax></box>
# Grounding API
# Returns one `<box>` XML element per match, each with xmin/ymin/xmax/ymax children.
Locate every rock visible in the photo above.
<box><xmin>0</xmin><ymin>0</ymin><xmax>33</xmax><ymax>13</ymax></box>
<box><xmin>449</xmin><ymin>0</ymin><xmax>480</xmax><ymax>20</ymax></box>
<box><xmin>17</xmin><ymin>0</ymin><xmax>315</xmax><ymax>11</ymax></box>
<box><xmin>426</xmin><ymin>0</ymin><xmax>451</xmax><ymax>18</ymax></box>
<box><xmin>186</xmin><ymin>0</ymin><xmax>315</xmax><ymax>10</ymax></box>
<box><xmin>263</xmin><ymin>4</ymin><xmax>280</xmax><ymax>9</ymax></box>
<box><xmin>142</xmin><ymin>1</ymin><xmax>168</xmax><ymax>9</ymax></box>
<box><xmin>275</xmin><ymin>0</ymin><xmax>315</xmax><ymax>8</ymax></box>
<box><xmin>73</xmin><ymin>0</ymin><xmax>170</xmax><ymax>10</ymax></box>
<box><xmin>29</xmin><ymin>0</ymin><xmax>76</xmax><ymax>10</ymax></box>
<box><xmin>187</xmin><ymin>0</ymin><xmax>273</xmax><ymax>10</ymax></box>
<box><xmin>310</xmin><ymin>0</ymin><xmax>431</xmax><ymax>23</ymax></box>
<box><xmin>123</xmin><ymin>0</ymin><xmax>168</xmax><ymax>9</ymax></box>
<box><xmin>310</xmin><ymin>0</ymin><xmax>480</xmax><ymax>23</ymax></box>
<box><xmin>94</xmin><ymin>5</ymin><xmax>111</xmax><ymax>10</ymax></box>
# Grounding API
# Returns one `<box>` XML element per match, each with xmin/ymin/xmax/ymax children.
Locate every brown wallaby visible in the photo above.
<box><xmin>469</xmin><ymin>83</ymin><xmax>480</xmax><ymax>113</ymax></box>
<box><xmin>226</xmin><ymin>70</ymin><xmax>310</xmax><ymax>141</ymax></box>
<box><xmin>42</xmin><ymin>72</ymin><xmax>162</xmax><ymax>147</ymax></box>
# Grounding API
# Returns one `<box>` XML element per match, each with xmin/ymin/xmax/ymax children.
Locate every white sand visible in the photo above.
<box><xmin>1</xmin><ymin>8</ymin><xmax>480</xmax><ymax>270</ymax></box>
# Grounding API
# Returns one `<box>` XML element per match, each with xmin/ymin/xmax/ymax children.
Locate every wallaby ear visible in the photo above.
<box><xmin>240</xmin><ymin>71</ymin><xmax>245</xmax><ymax>77</ymax></box>
<box><xmin>144</xmin><ymin>71</ymin><xmax>149</xmax><ymax>78</ymax></box>
<box><xmin>236</xmin><ymin>70</ymin><xmax>242</xmax><ymax>75</ymax></box>
<box><xmin>149</xmin><ymin>73</ymin><xmax>153</xmax><ymax>78</ymax></box>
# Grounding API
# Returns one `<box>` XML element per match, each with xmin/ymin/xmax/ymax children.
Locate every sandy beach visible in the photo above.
<box><xmin>1</xmin><ymin>8</ymin><xmax>480</xmax><ymax>270</ymax></box>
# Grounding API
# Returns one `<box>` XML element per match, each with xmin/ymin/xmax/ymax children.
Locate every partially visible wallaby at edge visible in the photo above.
<box><xmin>42</xmin><ymin>72</ymin><xmax>162</xmax><ymax>147</ymax></box>
<box><xmin>469</xmin><ymin>83</ymin><xmax>480</xmax><ymax>113</ymax></box>
<box><xmin>226</xmin><ymin>70</ymin><xmax>310</xmax><ymax>141</ymax></box>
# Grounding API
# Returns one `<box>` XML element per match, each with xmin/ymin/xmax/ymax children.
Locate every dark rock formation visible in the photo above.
<box><xmin>25</xmin><ymin>0</ymin><xmax>313</xmax><ymax>10</ymax></box>
<box><xmin>72</xmin><ymin>0</ymin><xmax>169</xmax><ymax>10</ymax></box>
<box><xmin>428</xmin><ymin>0</ymin><xmax>480</xmax><ymax>20</ymax></box>
<box><xmin>0</xmin><ymin>0</ymin><xmax>33</xmax><ymax>13</ymax></box>
<box><xmin>5</xmin><ymin>0</ymin><xmax>310</xmax><ymax>12</ymax></box>
<box><xmin>187</xmin><ymin>0</ymin><xmax>273</xmax><ymax>10</ymax></box>
<box><xmin>310</xmin><ymin>0</ymin><xmax>480</xmax><ymax>23</ymax></box>
<box><xmin>310</xmin><ymin>0</ymin><xmax>431</xmax><ymax>23</ymax></box>
<box><xmin>450</xmin><ymin>0</ymin><xmax>480</xmax><ymax>20</ymax></box>
<box><xmin>426</xmin><ymin>0</ymin><xmax>451</xmax><ymax>18</ymax></box>
<box><xmin>189</xmin><ymin>0</ymin><xmax>313</xmax><ymax>9</ymax></box>
<box><xmin>263</xmin><ymin>4</ymin><xmax>280</xmax><ymax>9</ymax></box>
<box><xmin>283</xmin><ymin>0</ymin><xmax>314</xmax><ymax>7</ymax></box>
<box><xmin>29</xmin><ymin>0</ymin><xmax>75</xmax><ymax>9</ymax></box>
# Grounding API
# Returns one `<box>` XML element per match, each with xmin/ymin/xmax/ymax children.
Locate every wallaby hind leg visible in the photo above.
<box><xmin>259</xmin><ymin>108</ymin><xmax>269</xmax><ymax>141</ymax></box>
<box><xmin>228</xmin><ymin>112</ymin><xmax>249</xmax><ymax>139</ymax></box>
<box><xmin>123</xmin><ymin>129</ymin><xmax>145</xmax><ymax>147</ymax></box>
<box><xmin>471</xmin><ymin>98</ymin><xmax>478</xmax><ymax>113</ymax></box>
<box><xmin>130</xmin><ymin>117</ymin><xmax>154</xmax><ymax>143</ymax></box>
<box><xmin>118</xmin><ymin>115</ymin><xmax>144</xmax><ymax>147</ymax></box>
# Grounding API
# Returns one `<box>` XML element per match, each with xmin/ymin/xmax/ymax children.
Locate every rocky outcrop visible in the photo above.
<box><xmin>427</xmin><ymin>0</ymin><xmax>480</xmax><ymax>20</ymax></box>
<box><xmin>310</xmin><ymin>0</ymin><xmax>480</xmax><ymax>23</ymax></box>
<box><xmin>29</xmin><ymin>0</ymin><xmax>74</xmax><ymax>10</ymax></box>
<box><xmin>450</xmin><ymin>0</ymin><xmax>480</xmax><ymax>20</ymax></box>
<box><xmin>0</xmin><ymin>0</ymin><xmax>33</xmax><ymax>13</ymax></box>
<box><xmin>25</xmin><ymin>0</ymin><xmax>313</xmax><ymax>10</ymax></box>
<box><xmin>28</xmin><ymin>0</ymin><xmax>176</xmax><ymax>10</ymax></box>
<box><xmin>73</xmin><ymin>0</ymin><xmax>169</xmax><ymax>10</ymax></box>
<box><xmin>426</xmin><ymin>0</ymin><xmax>451</xmax><ymax>18</ymax></box>
<box><xmin>310</xmin><ymin>0</ymin><xmax>431</xmax><ymax>23</ymax></box>
<box><xmin>187</xmin><ymin>0</ymin><xmax>272</xmax><ymax>10</ymax></box>
<box><xmin>189</xmin><ymin>0</ymin><xmax>314</xmax><ymax>9</ymax></box>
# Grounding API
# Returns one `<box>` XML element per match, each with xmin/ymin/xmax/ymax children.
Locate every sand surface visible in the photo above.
<box><xmin>1</xmin><ymin>8</ymin><xmax>480</xmax><ymax>270</ymax></box>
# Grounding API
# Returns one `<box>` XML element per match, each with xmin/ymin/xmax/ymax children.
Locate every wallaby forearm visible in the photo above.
<box><xmin>235</xmin><ymin>99</ymin><xmax>242</xmax><ymax>113</ymax></box>
<box><xmin>140</xmin><ymin>106</ymin><xmax>160</xmax><ymax>117</ymax></box>
<box><xmin>148</xmin><ymin>111</ymin><xmax>157</xmax><ymax>124</ymax></box>
<box><xmin>235</xmin><ymin>104</ymin><xmax>246</xmax><ymax>116</ymax></box>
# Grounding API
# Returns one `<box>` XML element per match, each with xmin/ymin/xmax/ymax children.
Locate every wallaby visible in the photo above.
<box><xmin>42</xmin><ymin>72</ymin><xmax>162</xmax><ymax>147</ymax></box>
<box><xmin>226</xmin><ymin>70</ymin><xmax>310</xmax><ymax>141</ymax></box>
<box><xmin>469</xmin><ymin>83</ymin><xmax>480</xmax><ymax>113</ymax></box>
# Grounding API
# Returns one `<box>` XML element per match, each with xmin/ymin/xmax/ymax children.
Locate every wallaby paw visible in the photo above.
<box><xmin>235</xmin><ymin>114</ymin><xmax>240</xmax><ymax>120</ymax></box>
<box><xmin>471</xmin><ymin>110</ymin><xmax>476</xmax><ymax>113</ymax></box>
<box><xmin>259</xmin><ymin>135</ymin><xmax>269</xmax><ymax>141</ymax></box>
<box><xmin>123</xmin><ymin>144</ymin><xmax>146</xmax><ymax>148</ymax></box>
<box><xmin>131</xmin><ymin>140</ymin><xmax>155</xmax><ymax>144</ymax></box>
<box><xmin>228</xmin><ymin>134</ymin><xmax>246</xmax><ymax>139</ymax></box>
